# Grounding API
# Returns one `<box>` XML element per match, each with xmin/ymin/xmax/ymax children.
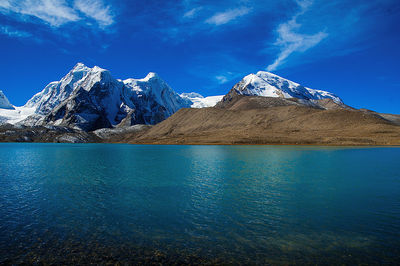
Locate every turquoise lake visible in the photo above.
<box><xmin>0</xmin><ymin>143</ymin><xmax>399</xmax><ymax>264</ymax></box>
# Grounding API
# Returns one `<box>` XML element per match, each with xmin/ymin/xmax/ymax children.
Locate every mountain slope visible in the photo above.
<box><xmin>129</xmin><ymin>71</ymin><xmax>398</xmax><ymax>145</ymax></box>
<box><xmin>25</xmin><ymin>63</ymin><xmax>92</xmax><ymax>114</ymax></box>
<box><xmin>130</xmin><ymin>98</ymin><xmax>400</xmax><ymax>145</ymax></box>
<box><xmin>121</xmin><ymin>73</ymin><xmax>192</xmax><ymax>125</ymax></box>
<box><xmin>3</xmin><ymin>63</ymin><xmax>192</xmax><ymax>131</ymax></box>
<box><xmin>0</xmin><ymin>90</ymin><xmax>14</xmax><ymax>109</ymax></box>
<box><xmin>40</xmin><ymin>65</ymin><xmax>125</xmax><ymax>131</ymax></box>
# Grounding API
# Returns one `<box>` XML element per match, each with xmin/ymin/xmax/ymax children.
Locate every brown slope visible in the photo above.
<box><xmin>215</xmin><ymin>95</ymin><xmax>304</xmax><ymax>110</ymax></box>
<box><xmin>379</xmin><ymin>113</ymin><xmax>400</xmax><ymax>126</ymax></box>
<box><xmin>129</xmin><ymin>97</ymin><xmax>400</xmax><ymax>145</ymax></box>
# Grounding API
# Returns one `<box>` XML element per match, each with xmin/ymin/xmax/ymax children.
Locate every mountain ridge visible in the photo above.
<box><xmin>2</xmin><ymin>63</ymin><xmax>399</xmax><ymax>145</ymax></box>
<box><xmin>0</xmin><ymin>63</ymin><xmax>219</xmax><ymax>130</ymax></box>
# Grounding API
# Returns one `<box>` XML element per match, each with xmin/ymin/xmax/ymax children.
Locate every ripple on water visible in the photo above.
<box><xmin>0</xmin><ymin>144</ymin><xmax>399</xmax><ymax>264</ymax></box>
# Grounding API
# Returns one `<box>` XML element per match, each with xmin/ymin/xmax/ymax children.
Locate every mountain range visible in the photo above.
<box><xmin>1</xmin><ymin>63</ymin><xmax>399</xmax><ymax>145</ymax></box>
<box><xmin>0</xmin><ymin>63</ymin><xmax>222</xmax><ymax>131</ymax></box>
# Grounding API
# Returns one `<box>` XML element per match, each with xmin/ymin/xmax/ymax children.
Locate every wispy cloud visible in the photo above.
<box><xmin>0</xmin><ymin>0</ymin><xmax>11</xmax><ymax>9</ymax></box>
<box><xmin>183</xmin><ymin>7</ymin><xmax>202</xmax><ymax>19</ymax></box>
<box><xmin>4</xmin><ymin>0</ymin><xmax>80</xmax><ymax>27</ymax></box>
<box><xmin>74</xmin><ymin>0</ymin><xmax>114</xmax><ymax>27</ymax></box>
<box><xmin>266</xmin><ymin>0</ymin><xmax>327</xmax><ymax>71</ymax></box>
<box><xmin>0</xmin><ymin>0</ymin><xmax>114</xmax><ymax>29</ymax></box>
<box><xmin>215</xmin><ymin>75</ymin><xmax>229</xmax><ymax>84</ymax></box>
<box><xmin>206</xmin><ymin>7</ymin><xmax>251</xmax><ymax>26</ymax></box>
<box><xmin>0</xmin><ymin>25</ymin><xmax>32</xmax><ymax>38</ymax></box>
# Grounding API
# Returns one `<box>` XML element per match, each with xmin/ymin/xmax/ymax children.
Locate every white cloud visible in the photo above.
<box><xmin>74</xmin><ymin>0</ymin><xmax>114</xmax><ymax>27</ymax></box>
<box><xmin>0</xmin><ymin>0</ymin><xmax>114</xmax><ymax>29</ymax></box>
<box><xmin>216</xmin><ymin>75</ymin><xmax>229</xmax><ymax>84</ymax></box>
<box><xmin>0</xmin><ymin>25</ymin><xmax>32</xmax><ymax>37</ymax></box>
<box><xmin>214</xmin><ymin>70</ymin><xmax>240</xmax><ymax>84</ymax></box>
<box><xmin>266</xmin><ymin>0</ymin><xmax>327</xmax><ymax>71</ymax></box>
<box><xmin>15</xmin><ymin>0</ymin><xmax>79</xmax><ymax>27</ymax></box>
<box><xmin>206</xmin><ymin>7</ymin><xmax>251</xmax><ymax>26</ymax></box>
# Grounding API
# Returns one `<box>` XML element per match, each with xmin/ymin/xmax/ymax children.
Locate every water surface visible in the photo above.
<box><xmin>0</xmin><ymin>144</ymin><xmax>399</xmax><ymax>264</ymax></box>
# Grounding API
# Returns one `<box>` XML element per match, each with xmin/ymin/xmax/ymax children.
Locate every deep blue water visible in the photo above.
<box><xmin>0</xmin><ymin>143</ymin><xmax>399</xmax><ymax>264</ymax></box>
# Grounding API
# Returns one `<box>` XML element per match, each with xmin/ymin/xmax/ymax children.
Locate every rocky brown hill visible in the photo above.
<box><xmin>127</xmin><ymin>96</ymin><xmax>400</xmax><ymax>145</ymax></box>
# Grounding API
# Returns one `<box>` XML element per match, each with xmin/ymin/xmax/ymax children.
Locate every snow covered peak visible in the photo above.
<box><xmin>242</xmin><ymin>71</ymin><xmax>301</xmax><ymax>91</ymax></box>
<box><xmin>25</xmin><ymin>63</ymin><xmax>120</xmax><ymax>114</ymax></box>
<box><xmin>81</xmin><ymin>65</ymin><xmax>116</xmax><ymax>90</ymax></box>
<box><xmin>25</xmin><ymin>64</ymin><xmax>90</xmax><ymax>112</ymax></box>
<box><xmin>256</xmin><ymin>71</ymin><xmax>293</xmax><ymax>81</ymax></box>
<box><xmin>122</xmin><ymin>73</ymin><xmax>191</xmax><ymax>117</ymax></box>
<box><xmin>124</xmin><ymin>72</ymin><xmax>171</xmax><ymax>92</ymax></box>
<box><xmin>123</xmin><ymin>72</ymin><xmax>164</xmax><ymax>90</ymax></box>
<box><xmin>92</xmin><ymin>65</ymin><xmax>107</xmax><ymax>72</ymax></box>
<box><xmin>236</xmin><ymin>71</ymin><xmax>343</xmax><ymax>104</ymax></box>
<box><xmin>0</xmin><ymin>90</ymin><xmax>14</xmax><ymax>109</ymax></box>
<box><xmin>143</xmin><ymin>72</ymin><xmax>159</xmax><ymax>81</ymax></box>
<box><xmin>68</xmin><ymin>63</ymin><xmax>112</xmax><ymax>87</ymax></box>
<box><xmin>72</xmin><ymin>62</ymin><xmax>90</xmax><ymax>73</ymax></box>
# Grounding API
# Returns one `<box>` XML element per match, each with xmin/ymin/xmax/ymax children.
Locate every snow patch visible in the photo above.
<box><xmin>181</xmin><ymin>93</ymin><xmax>224</xmax><ymax>108</ymax></box>
<box><xmin>0</xmin><ymin>106</ymin><xmax>36</xmax><ymax>124</ymax></box>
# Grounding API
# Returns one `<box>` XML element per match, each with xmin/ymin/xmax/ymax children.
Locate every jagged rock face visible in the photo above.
<box><xmin>25</xmin><ymin>63</ymin><xmax>191</xmax><ymax>131</ymax></box>
<box><xmin>25</xmin><ymin>63</ymin><xmax>92</xmax><ymax>114</ymax></box>
<box><xmin>43</xmin><ymin>87</ymin><xmax>114</xmax><ymax>131</ymax></box>
<box><xmin>0</xmin><ymin>90</ymin><xmax>14</xmax><ymax>110</ymax></box>
<box><xmin>121</xmin><ymin>73</ymin><xmax>192</xmax><ymax>125</ymax></box>
<box><xmin>220</xmin><ymin>71</ymin><xmax>344</xmax><ymax>108</ymax></box>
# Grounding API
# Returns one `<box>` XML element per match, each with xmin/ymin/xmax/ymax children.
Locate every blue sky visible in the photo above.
<box><xmin>0</xmin><ymin>0</ymin><xmax>399</xmax><ymax>113</ymax></box>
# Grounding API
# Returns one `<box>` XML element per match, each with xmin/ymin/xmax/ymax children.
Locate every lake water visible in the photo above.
<box><xmin>0</xmin><ymin>143</ymin><xmax>399</xmax><ymax>264</ymax></box>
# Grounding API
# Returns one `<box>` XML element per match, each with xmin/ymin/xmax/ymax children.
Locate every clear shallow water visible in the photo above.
<box><xmin>0</xmin><ymin>143</ymin><xmax>399</xmax><ymax>264</ymax></box>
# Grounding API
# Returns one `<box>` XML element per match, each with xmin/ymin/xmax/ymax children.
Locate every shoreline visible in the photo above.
<box><xmin>2</xmin><ymin>141</ymin><xmax>400</xmax><ymax>147</ymax></box>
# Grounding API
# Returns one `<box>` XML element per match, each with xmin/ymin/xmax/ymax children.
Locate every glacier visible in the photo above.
<box><xmin>0</xmin><ymin>90</ymin><xmax>38</xmax><ymax>125</ymax></box>
<box><xmin>180</xmin><ymin>93</ymin><xmax>224</xmax><ymax>108</ymax></box>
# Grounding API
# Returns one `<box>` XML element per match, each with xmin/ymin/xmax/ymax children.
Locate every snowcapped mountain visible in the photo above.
<box><xmin>122</xmin><ymin>72</ymin><xmax>191</xmax><ymax>120</ymax></box>
<box><xmin>1</xmin><ymin>63</ymin><xmax>194</xmax><ymax>131</ymax></box>
<box><xmin>25</xmin><ymin>63</ymin><xmax>92</xmax><ymax>114</ymax></box>
<box><xmin>37</xmin><ymin>64</ymin><xmax>192</xmax><ymax>131</ymax></box>
<box><xmin>180</xmin><ymin>92</ymin><xmax>223</xmax><ymax>108</ymax></box>
<box><xmin>0</xmin><ymin>90</ymin><xmax>14</xmax><ymax>109</ymax></box>
<box><xmin>0</xmin><ymin>65</ymin><xmax>347</xmax><ymax>132</ymax></box>
<box><xmin>223</xmin><ymin>71</ymin><xmax>343</xmax><ymax>105</ymax></box>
